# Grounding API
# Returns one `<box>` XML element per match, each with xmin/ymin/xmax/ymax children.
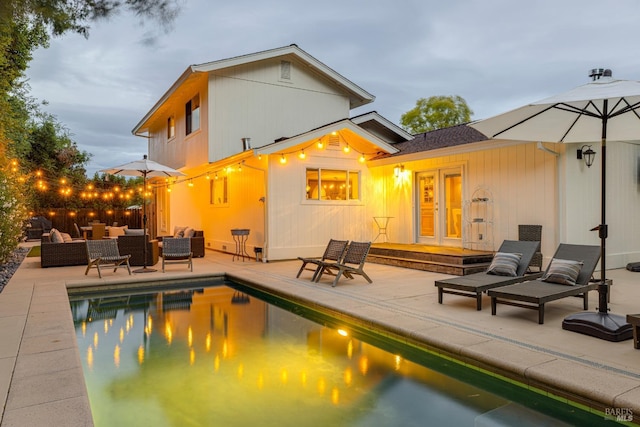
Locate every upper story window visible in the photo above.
<box><xmin>186</xmin><ymin>94</ymin><xmax>200</xmax><ymax>136</ymax></box>
<box><xmin>305</xmin><ymin>168</ymin><xmax>360</xmax><ymax>201</ymax></box>
<box><xmin>167</xmin><ymin>116</ymin><xmax>175</xmax><ymax>140</ymax></box>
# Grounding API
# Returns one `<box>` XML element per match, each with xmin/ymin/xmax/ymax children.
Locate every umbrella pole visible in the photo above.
<box><xmin>134</xmin><ymin>171</ymin><xmax>156</xmax><ymax>273</ymax></box>
<box><xmin>562</xmin><ymin>106</ymin><xmax>631</xmax><ymax>341</ymax></box>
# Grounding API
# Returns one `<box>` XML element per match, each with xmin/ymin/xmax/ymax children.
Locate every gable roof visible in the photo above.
<box><xmin>350</xmin><ymin>111</ymin><xmax>413</xmax><ymax>143</ymax></box>
<box><xmin>132</xmin><ymin>45</ymin><xmax>374</xmax><ymax>135</ymax></box>
<box><xmin>375</xmin><ymin>123</ymin><xmax>488</xmax><ymax>159</ymax></box>
<box><xmin>256</xmin><ymin>117</ymin><xmax>401</xmax><ymax>156</ymax></box>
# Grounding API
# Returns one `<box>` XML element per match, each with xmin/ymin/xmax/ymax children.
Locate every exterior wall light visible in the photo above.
<box><xmin>577</xmin><ymin>145</ymin><xmax>596</xmax><ymax>168</ymax></box>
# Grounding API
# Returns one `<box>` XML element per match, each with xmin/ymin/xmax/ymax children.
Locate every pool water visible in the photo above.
<box><xmin>69</xmin><ymin>282</ymin><xmax>611</xmax><ymax>426</ymax></box>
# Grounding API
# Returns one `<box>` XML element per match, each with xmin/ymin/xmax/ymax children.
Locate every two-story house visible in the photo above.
<box><xmin>132</xmin><ymin>44</ymin><xmax>411</xmax><ymax>261</ymax></box>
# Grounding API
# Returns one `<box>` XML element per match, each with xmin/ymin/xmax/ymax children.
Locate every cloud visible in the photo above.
<box><xmin>25</xmin><ymin>0</ymin><xmax>640</xmax><ymax>175</ymax></box>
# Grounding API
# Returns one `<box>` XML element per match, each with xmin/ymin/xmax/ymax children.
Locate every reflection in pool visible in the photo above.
<box><xmin>70</xmin><ymin>283</ymin><xmax>607</xmax><ymax>426</ymax></box>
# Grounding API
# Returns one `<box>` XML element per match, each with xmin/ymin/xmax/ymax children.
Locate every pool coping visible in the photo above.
<box><xmin>1</xmin><ymin>251</ymin><xmax>639</xmax><ymax>426</ymax></box>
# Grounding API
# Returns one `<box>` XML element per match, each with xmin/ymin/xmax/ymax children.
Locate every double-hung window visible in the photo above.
<box><xmin>305</xmin><ymin>168</ymin><xmax>360</xmax><ymax>201</ymax></box>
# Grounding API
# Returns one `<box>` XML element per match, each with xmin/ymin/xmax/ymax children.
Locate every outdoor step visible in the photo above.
<box><xmin>367</xmin><ymin>254</ymin><xmax>490</xmax><ymax>276</ymax></box>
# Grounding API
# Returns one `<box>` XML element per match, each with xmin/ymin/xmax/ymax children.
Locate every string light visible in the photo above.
<box><xmin>298</xmin><ymin>150</ymin><xmax>306</xmax><ymax>160</ymax></box>
<box><xmin>280</xmin><ymin>154</ymin><xmax>287</xmax><ymax>164</ymax></box>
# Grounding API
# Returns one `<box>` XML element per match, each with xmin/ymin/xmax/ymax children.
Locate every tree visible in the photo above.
<box><xmin>400</xmin><ymin>95</ymin><xmax>473</xmax><ymax>134</ymax></box>
<box><xmin>0</xmin><ymin>0</ymin><xmax>180</xmax><ymax>257</ymax></box>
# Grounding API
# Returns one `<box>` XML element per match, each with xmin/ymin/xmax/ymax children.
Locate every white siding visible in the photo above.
<box><xmin>370</xmin><ymin>142</ymin><xmax>559</xmax><ymax>263</ymax></box>
<box><xmin>208</xmin><ymin>58</ymin><xmax>349</xmax><ymax>162</ymax></box>
<box><xmin>147</xmin><ymin>75</ymin><xmax>210</xmax><ymax>171</ymax></box>
<box><xmin>266</xmin><ymin>149</ymin><xmax>371</xmax><ymax>260</ymax></box>
<box><xmin>564</xmin><ymin>141</ymin><xmax>640</xmax><ymax>269</ymax></box>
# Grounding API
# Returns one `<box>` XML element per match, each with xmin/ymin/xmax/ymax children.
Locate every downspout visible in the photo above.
<box><xmin>243</xmin><ymin>161</ymin><xmax>268</xmax><ymax>262</ymax></box>
<box><xmin>537</xmin><ymin>141</ymin><xmax>561</xmax><ymax>257</ymax></box>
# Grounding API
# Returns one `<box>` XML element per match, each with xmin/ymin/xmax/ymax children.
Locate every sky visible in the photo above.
<box><xmin>26</xmin><ymin>0</ymin><xmax>640</xmax><ymax>176</ymax></box>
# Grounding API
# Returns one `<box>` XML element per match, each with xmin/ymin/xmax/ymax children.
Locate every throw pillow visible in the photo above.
<box><xmin>60</xmin><ymin>232</ymin><xmax>73</xmax><ymax>243</ymax></box>
<box><xmin>542</xmin><ymin>258</ymin><xmax>583</xmax><ymax>285</ymax></box>
<box><xmin>50</xmin><ymin>228</ymin><xmax>64</xmax><ymax>243</ymax></box>
<box><xmin>184</xmin><ymin>227</ymin><xmax>195</xmax><ymax>238</ymax></box>
<box><xmin>486</xmin><ymin>252</ymin><xmax>522</xmax><ymax>277</ymax></box>
<box><xmin>125</xmin><ymin>228</ymin><xmax>145</xmax><ymax>236</ymax></box>
<box><xmin>173</xmin><ymin>226</ymin><xmax>187</xmax><ymax>238</ymax></box>
<box><xmin>108</xmin><ymin>226</ymin><xmax>127</xmax><ymax>238</ymax></box>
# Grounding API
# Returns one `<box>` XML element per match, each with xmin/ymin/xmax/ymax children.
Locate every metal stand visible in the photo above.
<box><xmin>231</xmin><ymin>229</ymin><xmax>250</xmax><ymax>261</ymax></box>
<box><xmin>134</xmin><ymin>202</ymin><xmax>155</xmax><ymax>273</ymax></box>
<box><xmin>373</xmin><ymin>217</ymin><xmax>393</xmax><ymax>242</ymax></box>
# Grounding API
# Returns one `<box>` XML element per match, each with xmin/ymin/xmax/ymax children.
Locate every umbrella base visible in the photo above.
<box><xmin>562</xmin><ymin>312</ymin><xmax>632</xmax><ymax>342</ymax></box>
<box><xmin>133</xmin><ymin>267</ymin><xmax>157</xmax><ymax>274</ymax></box>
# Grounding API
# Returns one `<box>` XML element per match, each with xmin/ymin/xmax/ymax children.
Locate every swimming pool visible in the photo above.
<box><xmin>69</xmin><ymin>280</ymin><xmax>612</xmax><ymax>426</ymax></box>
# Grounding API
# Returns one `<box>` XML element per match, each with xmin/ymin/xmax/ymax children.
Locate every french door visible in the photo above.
<box><xmin>416</xmin><ymin>167</ymin><xmax>463</xmax><ymax>246</ymax></box>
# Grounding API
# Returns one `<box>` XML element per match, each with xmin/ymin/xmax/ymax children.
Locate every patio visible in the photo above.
<box><xmin>1</xmin><ymin>243</ymin><xmax>639</xmax><ymax>425</ymax></box>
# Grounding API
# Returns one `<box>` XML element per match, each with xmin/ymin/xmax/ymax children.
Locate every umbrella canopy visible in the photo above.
<box><xmin>470</xmin><ymin>70</ymin><xmax>638</xmax><ymax>341</ymax></box>
<box><xmin>471</xmin><ymin>74</ymin><xmax>640</xmax><ymax>143</ymax></box>
<box><xmin>100</xmin><ymin>155</ymin><xmax>185</xmax><ymax>273</ymax></box>
<box><xmin>101</xmin><ymin>155</ymin><xmax>186</xmax><ymax>178</ymax></box>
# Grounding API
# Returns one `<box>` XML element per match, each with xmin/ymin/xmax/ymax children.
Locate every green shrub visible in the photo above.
<box><xmin>0</xmin><ymin>168</ymin><xmax>28</xmax><ymax>263</ymax></box>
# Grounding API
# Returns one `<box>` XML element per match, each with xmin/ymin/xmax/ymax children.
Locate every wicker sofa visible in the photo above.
<box><xmin>117</xmin><ymin>234</ymin><xmax>159</xmax><ymax>266</ymax></box>
<box><xmin>41</xmin><ymin>232</ymin><xmax>88</xmax><ymax>268</ymax></box>
<box><xmin>157</xmin><ymin>229</ymin><xmax>205</xmax><ymax>258</ymax></box>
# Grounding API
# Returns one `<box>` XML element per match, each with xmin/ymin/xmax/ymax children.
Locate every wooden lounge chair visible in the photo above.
<box><xmin>314</xmin><ymin>241</ymin><xmax>372</xmax><ymax>287</ymax></box>
<box><xmin>488</xmin><ymin>244</ymin><xmax>601</xmax><ymax>324</ymax></box>
<box><xmin>296</xmin><ymin>239</ymin><xmax>349</xmax><ymax>280</ymax></box>
<box><xmin>85</xmin><ymin>239</ymin><xmax>132</xmax><ymax>278</ymax></box>
<box><xmin>435</xmin><ymin>240</ymin><xmax>542</xmax><ymax>310</ymax></box>
<box><xmin>161</xmin><ymin>237</ymin><xmax>193</xmax><ymax>272</ymax></box>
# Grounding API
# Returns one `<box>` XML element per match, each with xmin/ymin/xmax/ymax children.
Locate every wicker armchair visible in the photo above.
<box><xmin>518</xmin><ymin>224</ymin><xmax>543</xmax><ymax>271</ymax></box>
<box><xmin>158</xmin><ymin>230</ymin><xmax>205</xmax><ymax>258</ymax></box>
<box><xmin>85</xmin><ymin>239</ymin><xmax>131</xmax><ymax>278</ymax></box>
<box><xmin>117</xmin><ymin>235</ymin><xmax>159</xmax><ymax>266</ymax></box>
<box><xmin>161</xmin><ymin>238</ymin><xmax>193</xmax><ymax>272</ymax></box>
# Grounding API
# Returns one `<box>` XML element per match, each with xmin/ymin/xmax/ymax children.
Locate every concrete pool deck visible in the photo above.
<box><xmin>1</xmin><ymin>243</ymin><xmax>639</xmax><ymax>426</ymax></box>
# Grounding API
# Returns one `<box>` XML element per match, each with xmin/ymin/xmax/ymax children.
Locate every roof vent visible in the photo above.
<box><xmin>589</xmin><ymin>68</ymin><xmax>612</xmax><ymax>81</ymax></box>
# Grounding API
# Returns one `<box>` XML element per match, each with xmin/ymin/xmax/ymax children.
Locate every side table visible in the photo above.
<box><xmin>373</xmin><ymin>217</ymin><xmax>393</xmax><ymax>243</ymax></box>
<box><xmin>231</xmin><ymin>229</ymin><xmax>250</xmax><ymax>261</ymax></box>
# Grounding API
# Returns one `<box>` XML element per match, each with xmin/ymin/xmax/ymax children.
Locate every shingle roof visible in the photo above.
<box><xmin>376</xmin><ymin>123</ymin><xmax>488</xmax><ymax>158</ymax></box>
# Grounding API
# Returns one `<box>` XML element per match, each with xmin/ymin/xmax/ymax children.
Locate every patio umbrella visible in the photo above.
<box><xmin>470</xmin><ymin>69</ymin><xmax>640</xmax><ymax>341</ymax></box>
<box><xmin>101</xmin><ymin>155</ymin><xmax>185</xmax><ymax>273</ymax></box>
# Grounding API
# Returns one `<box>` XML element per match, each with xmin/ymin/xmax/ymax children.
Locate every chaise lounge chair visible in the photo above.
<box><xmin>296</xmin><ymin>239</ymin><xmax>349</xmax><ymax>280</ymax></box>
<box><xmin>488</xmin><ymin>243</ymin><xmax>600</xmax><ymax>324</ymax></box>
<box><xmin>314</xmin><ymin>241</ymin><xmax>372</xmax><ymax>287</ymax></box>
<box><xmin>435</xmin><ymin>240</ymin><xmax>542</xmax><ymax>310</ymax></box>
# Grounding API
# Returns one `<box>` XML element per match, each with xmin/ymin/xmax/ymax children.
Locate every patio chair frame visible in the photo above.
<box><xmin>85</xmin><ymin>239</ymin><xmax>132</xmax><ymax>278</ymax></box>
<box><xmin>314</xmin><ymin>241</ymin><xmax>372</xmax><ymax>287</ymax></box>
<box><xmin>488</xmin><ymin>244</ymin><xmax>601</xmax><ymax>324</ymax></box>
<box><xmin>296</xmin><ymin>239</ymin><xmax>349</xmax><ymax>280</ymax></box>
<box><xmin>161</xmin><ymin>237</ymin><xmax>193</xmax><ymax>272</ymax></box>
<box><xmin>435</xmin><ymin>240</ymin><xmax>542</xmax><ymax>310</ymax></box>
